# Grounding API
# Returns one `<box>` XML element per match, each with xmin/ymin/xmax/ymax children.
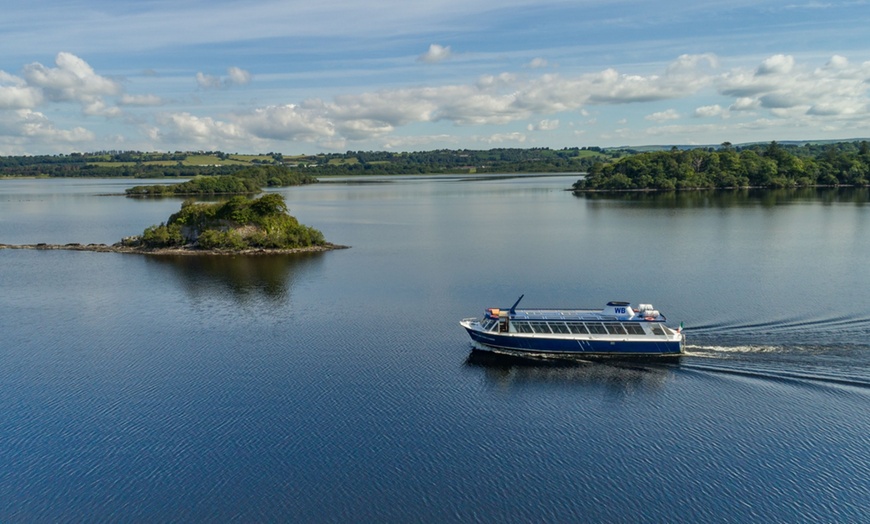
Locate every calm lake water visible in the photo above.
<box><xmin>1</xmin><ymin>176</ymin><xmax>868</xmax><ymax>522</ymax></box>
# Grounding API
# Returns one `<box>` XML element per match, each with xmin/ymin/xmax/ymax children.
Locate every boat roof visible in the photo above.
<box><xmin>514</xmin><ymin>308</ymin><xmax>620</xmax><ymax>320</ymax></box>
<box><xmin>485</xmin><ymin>300</ymin><xmax>666</xmax><ymax>322</ymax></box>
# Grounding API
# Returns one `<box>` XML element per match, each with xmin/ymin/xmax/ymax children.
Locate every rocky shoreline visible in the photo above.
<box><xmin>0</xmin><ymin>242</ymin><xmax>349</xmax><ymax>256</ymax></box>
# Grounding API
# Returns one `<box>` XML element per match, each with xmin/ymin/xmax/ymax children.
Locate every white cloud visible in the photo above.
<box><xmin>717</xmin><ymin>54</ymin><xmax>870</xmax><ymax>119</ymax></box>
<box><xmin>667</xmin><ymin>53</ymin><xmax>719</xmax><ymax>76</ymax></box>
<box><xmin>586</xmin><ymin>54</ymin><xmax>716</xmax><ymax>104</ymax></box>
<box><xmin>528</xmin><ymin>119</ymin><xmax>560</xmax><ymax>131</ymax></box>
<box><xmin>196</xmin><ymin>67</ymin><xmax>252</xmax><ymax>89</ymax></box>
<box><xmin>437</xmin><ymin>89</ymin><xmax>525</xmax><ymax>125</ymax></box>
<box><xmin>327</xmin><ymin>90</ymin><xmax>437</xmax><ymax>126</ymax></box>
<box><xmin>22</xmin><ymin>52</ymin><xmax>121</xmax><ymax>102</ymax></box>
<box><xmin>477</xmin><ymin>72</ymin><xmax>517</xmax><ymax>89</ymax></box>
<box><xmin>730</xmin><ymin>97</ymin><xmax>759</xmax><ymax>111</ymax></box>
<box><xmin>756</xmin><ymin>54</ymin><xmax>795</xmax><ymax>75</ymax></box>
<box><xmin>825</xmin><ymin>54</ymin><xmax>849</xmax><ymax>70</ymax></box>
<box><xmin>83</xmin><ymin>98</ymin><xmax>123</xmax><ymax>117</ymax></box>
<box><xmin>0</xmin><ymin>72</ymin><xmax>42</xmax><ymax>109</ymax></box>
<box><xmin>14</xmin><ymin>52</ymin><xmax>126</xmax><ymax>119</ymax></box>
<box><xmin>119</xmin><ymin>94</ymin><xmax>163</xmax><ymax>106</ymax></box>
<box><xmin>527</xmin><ymin>58</ymin><xmax>548</xmax><ymax>69</ymax></box>
<box><xmin>694</xmin><ymin>104</ymin><xmax>726</xmax><ymax>118</ymax></box>
<box><xmin>0</xmin><ymin>109</ymin><xmax>93</xmax><ymax>143</ymax></box>
<box><xmin>807</xmin><ymin>99</ymin><xmax>863</xmax><ymax>116</ymax></box>
<box><xmin>159</xmin><ymin>112</ymin><xmax>246</xmax><ymax>143</ymax></box>
<box><xmin>227</xmin><ymin>66</ymin><xmax>252</xmax><ymax>85</ymax></box>
<box><xmin>336</xmin><ymin>119</ymin><xmax>395</xmax><ymax>140</ymax></box>
<box><xmin>232</xmin><ymin>104</ymin><xmax>335</xmax><ymax>142</ymax></box>
<box><xmin>645</xmin><ymin>109</ymin><xmax>680</xmax><ymax>122</ymax></box>
<box><xmin>417</xmin><ymin>44</ymin><xmax>452</xmax><ymax>63</ymax></box>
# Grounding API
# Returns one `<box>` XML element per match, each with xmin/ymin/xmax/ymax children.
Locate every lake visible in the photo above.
<box><xmin>1</xmin><ymin>176</ymin><xmax>868</xmax><ymax>522</ymax></box>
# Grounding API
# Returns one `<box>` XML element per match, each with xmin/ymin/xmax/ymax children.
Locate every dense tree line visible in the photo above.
<box><xmin>0</xmin><ymin>161</ymin><xmax>241</xmax><ymax>178</ymax></box>
<box><xmin>574</xmin><ymin>141</ymin><xmax>870</xmax><ymax>191</ymax></box>
<box><xmin>0</xmin><ymin>148</ymin><xmax>612</xmax><ymax>177</ymax></box>
<box><xmin>125</xmin><ymin>193</ymin><xmax>325</xmax><ymax>250</ymax></box>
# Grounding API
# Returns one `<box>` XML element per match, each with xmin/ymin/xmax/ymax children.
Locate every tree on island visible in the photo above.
<box><xmin>124</xmin><ymin>193</ymin><xmax>326</xmax><ymax>251</ymax></box>
<box><xmin>125</xmin><ymin>165</ymin><xmax>317</xmax><ymax>197</ymax></box>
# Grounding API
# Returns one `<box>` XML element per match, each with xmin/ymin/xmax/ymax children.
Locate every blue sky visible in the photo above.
<box><xmin>1</xmin><ymin>0</ymin><xmax>869</xmax><ymax>154</ymax></box>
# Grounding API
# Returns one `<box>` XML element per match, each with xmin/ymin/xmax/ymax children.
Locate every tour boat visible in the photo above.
<box><xmin>460</xmin><ymin>295</ymin><xmax>684</xmax><ymax>357</ymax></box>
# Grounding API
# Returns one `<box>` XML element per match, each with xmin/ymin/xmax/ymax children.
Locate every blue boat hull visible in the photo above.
<box><xmin>464</xmin><ymin>327</ymin><xmax>683</xmax><ymax>356</ymax></box>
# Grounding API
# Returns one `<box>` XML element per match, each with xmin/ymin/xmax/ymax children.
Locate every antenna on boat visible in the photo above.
<box><xmin>509</xmin><ymin>294</ymin><xmax>524</xmax><ymax>314</ymax></box>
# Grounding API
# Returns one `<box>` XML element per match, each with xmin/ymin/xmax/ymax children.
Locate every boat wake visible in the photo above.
<box><xmin>684</xmin><ymin>341</ymin><xmax>870</xmax><ymax>359</ymax></box>
<box><xmin>678</xmin><ymin>359</ymin><xmax>870</xmax><ymax>392</ymax></box>
<box><xmin>688</xmin><ymin>312</ymin><xmax>870</xmax><ymax>338</ymax></box>
<box><xmin>683</xmin><ymin>344</ymin><xmax>788</xmax><ymax>356</ymax></box>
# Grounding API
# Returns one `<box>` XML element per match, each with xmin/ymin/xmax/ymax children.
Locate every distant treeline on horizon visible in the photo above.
<box><xmin>0</xmin><ymin>147</ymin><xmax>614</xmax><ymax>178</ymax></box>
<box><xmin>2</xmin><ymin>141</ymin><xmax>869</xmax><ymax>185</ymax></box>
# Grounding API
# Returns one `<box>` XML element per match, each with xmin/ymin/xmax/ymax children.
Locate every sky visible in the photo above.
<box><xmin>1</xmin><ymin>0</ymin><xmax>869</xmax><ymax>155</ymax></box>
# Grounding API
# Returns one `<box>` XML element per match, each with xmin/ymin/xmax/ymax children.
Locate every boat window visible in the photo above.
<box><xmin>548</xmin><ymin>322</ymin><xmax>570</xmax><ymax>334</ymax></box>
<box><xmin>530</xmin><ymin>322</ymin><xmax>552</xmax><ymax>334</ymax></box>
<box><xmin>481</xmin><ymin>319</ymin><xmax>496</xmax><ymax>331</ymax></box>
<box><xmin>568</xmin><ymin>323</ymin><xmax>588</xmax><ymax>334</ymax></box>
<box><xmin>651</xmin><ymin>326</ymin><xmax>665</xmax><ymax>336</ymax></box>
<box><xmin>585</xmin><ymin>323</ymin><xmax>607</xmax><ymax>335</ymax></box>
<box><xmin>624</xmin><ymin>323</ymin><xmax>646</xmax><ymax>335</ymax></box>
<box><xmin>513</xmin><ymin>321</ymin><xmax>534</xmax><ymax>333</ymax></box>
<box><xmin>605</xmin><ymin>323</ymin><xmax>627</xmax><ymax>335</ymax></box>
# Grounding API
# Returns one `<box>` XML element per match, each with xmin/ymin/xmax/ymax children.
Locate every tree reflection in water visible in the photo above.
<box><xmin>144</xmin><ymin>252</ymin><xmax>326</xmax><ymax>303</ymax></box>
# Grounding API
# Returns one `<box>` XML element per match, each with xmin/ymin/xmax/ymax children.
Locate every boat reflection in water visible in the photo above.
<box><xmin>464</xmin><ymin>348</ymin><xmax>680</xmax><ymax>395</ymax></box>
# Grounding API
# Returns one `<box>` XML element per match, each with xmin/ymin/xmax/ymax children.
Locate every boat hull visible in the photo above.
<box><xmin>462</xmin><ymin>324</ymin><xmax>683</xmax><ymax>357</ymax></box>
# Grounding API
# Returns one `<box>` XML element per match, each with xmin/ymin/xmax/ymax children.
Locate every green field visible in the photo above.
<box><xmin>327</xmin><ymin>157</ymin><xmax>360</xmax><ymax>165</ymax></box>
<box><xmin>228</xmin><ymin>154</ymin><xmax>279</xmax><ymax>163</ymax></box>
<box><xmin>184</xmin><ymin>155</ymin><xmax>251</xmax><ymax>166</ymax></box>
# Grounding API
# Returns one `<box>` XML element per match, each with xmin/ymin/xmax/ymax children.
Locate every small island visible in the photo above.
<box><xmin>573</xmin><ymin>141</ymin><xmax>870</xmax><ymax>192</ymax></box>
<box><xmin>125</xmin><ymin>165</ymin><xmax>317</xmax><ymax>197</ymax></box>
<box><xmin>1</xmin><ymin>194</ymin><xmax>347</xmax><ymax>255</ymax></box>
